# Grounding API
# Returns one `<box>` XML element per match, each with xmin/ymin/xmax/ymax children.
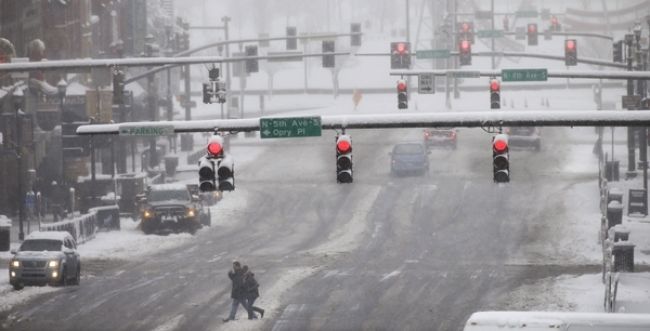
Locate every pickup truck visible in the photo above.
<box><xmin>138</xmin><ymin>184</ymin><xmax>210</xmax><ymax>235</ymax></box>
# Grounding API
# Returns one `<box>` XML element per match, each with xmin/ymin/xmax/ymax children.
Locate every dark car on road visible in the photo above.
<box><xmin>9</xmin><ymin>231</ymin><xmax>81</xmax><ymax>290</ymax></box>
<box><xmin>390</xmin><ymin>142</ymin><xmax>430</xmax><ymax>176</ymax></box>
<box><xmin>423</xmin><ymin>128</ymin><xmax>458</xmax><ymax>149</ymax></box>
<box><xmin>138</xmin><ymin>184</ymin><xmax>210</xmax><ymax>235</ymax></box>
<box><xmin>506</xmin><ymin>126</ymin><xmax>542</xmax><ymax>151</ymax></box>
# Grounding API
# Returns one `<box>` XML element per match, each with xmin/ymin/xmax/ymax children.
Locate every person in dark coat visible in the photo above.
<box><xmin>223</xmin><ymin>261</ymin><xmax>248</xmax><ymax>322</ymax></box>
<box><xmin>243</xmin><ymin>265</ymin><xmax>265</xmax><ymax>319</ymax></box>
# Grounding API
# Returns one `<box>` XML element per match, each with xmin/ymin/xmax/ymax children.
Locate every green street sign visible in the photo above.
<box><xmin>515</xmin><ymin>10</ymin><xmax>538</xmax><ymax>18</ymax></box>
<box><xmin>477</xmin><ymin>30</ymin><xmax>504</xmax><ymax>38</ymax></box>
<box><xmin>260</xmin><ymin>116</ymin><xmax>322</xmax><ymax>139</ymax></box>
<box><xmin>119</xmin><ymin>125</ymin><xmax>175</xmax><ymax>136</ymax></box>
<box><xmin>416</xmin><ymin>49</ymin><xmax>450</xmax><ymax>59</ymax></box>
<box><xmin>449</xmin><ymin>71</ymin><xmax>481</xmax><ymax>78</ymax></box>
<box><xmin>502</xmin><ymin>69</ymin><xmax>548</xmax><ymax>82</ymax></box>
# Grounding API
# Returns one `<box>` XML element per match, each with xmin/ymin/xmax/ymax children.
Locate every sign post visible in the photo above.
<box><xmin>418</xmin><ymin>73</ymin><xmax>435</xmax><ymax>94</ymax></box>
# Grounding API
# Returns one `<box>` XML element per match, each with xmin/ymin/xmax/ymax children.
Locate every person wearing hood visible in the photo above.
<box><xmin>223</xmin><ymin>261</ymin><xmax>248</xmax><ymax>322</ymax></box>
<box><xmin>243</xmin><ymin>265</ymin><xmax>265</xmax><ymax>319</ymax></box>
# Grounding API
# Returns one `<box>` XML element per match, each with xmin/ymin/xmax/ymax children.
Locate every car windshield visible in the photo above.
<box><xmin>20</xmin><ymin>239</ymin><xmax>62</xmax><ymax>252</ymax></box>
<box><xmin>394</xmin><ymin>144</ymin><xmax>424</xmax><ymax>154</ymax></box>
<box><xmin>149</xmin><ymin>189</ymin><xmax>190</xmax><ymax>202</ymax></box>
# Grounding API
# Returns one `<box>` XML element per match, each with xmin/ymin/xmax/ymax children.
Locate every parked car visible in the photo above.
<box><xmin>138</xmin><ymin>184</ymin><xmax>210</xmax><ymax>235</ymax></box>
<box><xmin>506</xmin><ymin>127</ymin><xmax>541</xmax><ymax>151</ymax></box>
<box><xmin>9</xmin><ymin>231</ymin><xmax>81</xmax><ymax>291</ymax></box>
<box><xmin>423</xmin><ymin>128</ymin><xmax>457</xmax><ymax>149</ymax></box>
<box><xmin>390</xmin><ymin>142</ymin><xmax>430</xmax><ymax>176</ymax></box>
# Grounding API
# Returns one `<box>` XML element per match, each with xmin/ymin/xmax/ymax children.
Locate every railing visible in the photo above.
<box><xmin>39</xmin><ymin>204</ymin><xmax>121</xmax><ymax>244</ymax></box>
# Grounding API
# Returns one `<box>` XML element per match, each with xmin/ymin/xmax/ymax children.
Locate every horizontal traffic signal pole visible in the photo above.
<box><xmin>501</xmin><ymin>31</ymin><xmax>614</xmax><ymax>41</ymax></box>
<box><xmin>0</xmin><ymin>52</ymin><xmax>351</xmax><ymax>74</ymax></box>
<box><xmin>356</xmin><ymin>52</ymin><xmax>625</xmax><ymax>69</ymax></box>
<box><xmin>390</xmin><ymin>69</ymin><xmax>650</xmax><ymax>80</ymax></box>
<box><xmin>76</xmin><ymin>111</ymin><xmax>650</xmax><ymax>136</ymax></box>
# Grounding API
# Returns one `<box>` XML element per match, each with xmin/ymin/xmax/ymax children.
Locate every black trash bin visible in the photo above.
<box><xmin>0</xmin><ymin>216</ymin><xmax>11</xmax><ymax>252</ymax></box>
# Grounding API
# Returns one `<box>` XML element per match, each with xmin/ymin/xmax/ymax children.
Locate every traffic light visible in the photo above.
<box><xmin>322</xmin><ymin>40</ymin><xmax>335</xmax><ymax>68</ymax></box>
<box><xmin>503</xmin><ymin>16</ymin><xmax>509</xmax><ymax>31</ymax></box>
<box><xmin>390</xmin><ymin>42</ymin><xmax>411</xmax><ymax>69</ymax></box>
<box><xmin>112</xmin><ymin>70</ymin><xmax>125</xmax><ymax>104</ymax></box>
<box><xmin>207</xmin><ymin>135</ymin><xmax>224</xmax><ymax>158</ymax></box>
<box><xmin>397</xmin><ymin>79</ymin><xmax>408</xmax><ymax>109</ymax></box>
<box><xmin>286</xmin><ymin>27</ymin><xmax>297</xmax><ymax>50</ymax></box>
<box><xmin>216</xmin><ymin>80</ymin><xmax>226</xmax><ymax>104</ymax></box>
<box><xmin>245</xmin><ymin>45</ymin><xmax>259</xmax><ymax>73</ymax></box>
<box><xmin>613</xmin><ymin>40</ymin><xmax>623</xmax><ymax>63</ymax></box>
<box><xmin>550</xmin><ymin>16</ymin><xmax>561</xmax><ymax>32</ymax></box>
<box><xmin>490</xmin><ymin>78</ymin><xmax>500</xmax><ymax>109</ymax></box>
<box><xmin>565</xmin><ymin>39</ymin><xmax>577</xmax><ymax>66</ymax></box>
<box><xmin>217</xmin><ymin>154</ymin><xmax>235</xmax><ymax>191</ymax></box>
<box><xmin>202</xmin><ymin>83</ymin><xmax>213</xmax><ymax>104</ymax></box>
<box><xmin>336</xmin><ymin>134</ymin><xmax>353</xmax><ymax>183</ymax></box>
<box><xmin>527</xmin><ymin>24</ymin><xmax>538</xmax><ymax>46</ymax></box>
<box><xmin>458</xmin><ymin>22</ymin><xmax>474</xmax><ymax>44</ymax></box>
<box><xmin>351</xmin><ymin>23</ymin><xmax>362</xmax><ymax>47</ymax></box>
<box><xmin>492</xmin><ymin>134</ymin><xmax>509</xmax><ymax>183</ymax></box>
<box><xmin>198</xmin><ymin>156</ymin><xmax>216</xmax><ymax>192</ymax></box>
<box><xmin>459</xmin><ymin>39</ymin><xmax>472</xmax><ymax>66</ymax></box>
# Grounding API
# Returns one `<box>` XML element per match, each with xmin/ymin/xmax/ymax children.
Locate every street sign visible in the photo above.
<box><xmin>450</xmin><ymin>71</ymin><xmax>481</xmax><ymax>78</ymax></box>
<box><xmin>515</xmin><ymin>27</ymin><xmax>526</xmax><ymax>40</ymax></box>
<box><xmin>622</xmin><ymin>95</ymin><xmax>642</xmax><ymax>109</ymax></box>
<box><xmin>416</xmin><ymin>49</ymin><xmax>450</xmax><ymax>59</ymax></box>
<box><xmin>267</xmin><ymin>51</ymin><xmax>304</xmax><ymax>62</ymax></box>
<box><xmin>515</xmin><ymin>10</ymin><xmax>538</xmax><ymax>18</ymax></box>
<box><xmin>418</xmin><ymin>73</ymin><xmax>435</xmax><ymax>94</ymax></box>
<box><xmin>477</xmin><ymin>30</ymin><xmax>504</xmax><ymax>38</ymax></box>
<box><xmin>501</xmin><ymin>69</ymin><xmax>548</xmax><ymax>82</ymax></box>
<box><xmin>260</xmin><ymin>116</ymin><xmax>322</xmax><ymax>139</ymax></box>
<box><xmin>475</xmin><ymin>10</ymin><xmax>493</xmax><ymax>20</ymax></box>
<box><xmin>119</xmin><ymin>125</ymin><xmax>175</xmax><ymax>136</ymax></box>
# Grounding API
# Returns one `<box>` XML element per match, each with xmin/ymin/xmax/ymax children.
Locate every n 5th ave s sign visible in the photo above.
<box><xmin>501</xmin><ymin>69</ymin><xmax>548</xmax><ymax>82</ymax></box>
<box><xmin>260</xmin><ymin>116</ymin><xmax>322</xmax><ymax>138</ymax></box>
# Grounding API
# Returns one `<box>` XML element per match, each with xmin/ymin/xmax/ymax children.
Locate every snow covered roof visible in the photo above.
<box><xmin>0</xmin><ymin>215</ymin><xmax>11</xmax><ymax>227</ymax></box>
<box><xmin>25</xmin><ymin>231</ymin><xmax>73</xmax><ymax>242</ymax></box>
<box><xmin>149</xmin><ymin>183</ymin><xmax>188</xmax><ymax>191</ymax></box>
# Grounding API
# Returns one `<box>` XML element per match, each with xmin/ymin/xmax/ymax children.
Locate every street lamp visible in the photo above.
<box><xmin>57</xmin><ymin>79</ymin><xmax>67</xmax><ymax>184</ymax></box>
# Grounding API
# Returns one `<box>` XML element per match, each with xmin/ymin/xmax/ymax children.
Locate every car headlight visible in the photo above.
<box><xmin>186</xmin><ymin>208</ymin><xmax>196</xmax><ymax>218</ymax></box>
<box><xmin>11</xmin><ymin>260</ymin><xmax>19</xmax><ymax>268</ymax></box>
<box><xmin>48</xmin><ymin>260</ymin><xmax>59</xmax><ymax>268</ymax></box>
<box><xmin>143</xmin><ymin>209</ymin><xmax>154</xmax><ymax>219</ymax></box>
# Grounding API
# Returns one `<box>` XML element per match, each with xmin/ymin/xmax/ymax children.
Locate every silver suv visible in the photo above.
<box><xmin>9</xmin><ymin>231</ymin><xmax>81</xmax><ymax>290</ymax></box>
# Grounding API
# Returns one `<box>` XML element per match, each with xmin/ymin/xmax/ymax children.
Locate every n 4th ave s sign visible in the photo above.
<box><xmin>260</xmin><ymin>116</ymin><xmax>322</xmax><ymax>138</ymax></box>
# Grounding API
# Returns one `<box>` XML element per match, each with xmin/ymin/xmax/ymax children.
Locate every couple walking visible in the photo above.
<box><xmin>223</xmin><ymin>261</ymin><xmax>265</xmax><ymax>322</ymax></box>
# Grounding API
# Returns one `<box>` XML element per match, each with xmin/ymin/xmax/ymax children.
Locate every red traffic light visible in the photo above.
<box><xmin>207</xmin><ymin>135</ymin><xmax>224</xmax><ymax>157</ymax></box>
<box><xmin>396</xmin><ymin>42</ymin><xmax>407</xmax><ymax>54</ymax></box>
<box><xmin>528</xmin><ymin>24</ymin><xmax>537</xmax><ymax>33</ymax></box>
<box><xmin>493</xmin><ymin>136</ymin><xmax>508</xmax><ymax>153</ymax></box>
<box><xmin>551</xmin><ymin>16</ymin><xmax>559</xmax><ymax>25</ymax></box>
<box><xmin>462</xmin><ymin>23</ymin><xmax>470</xmax><ymax>32</ymax></box>
<box><xmin>461</xmin><ymin>40</ymin><xmax>470</xmax><ymax>51</ymax></box>
<box><xmin>397</xmin><ymin>80</ymin><xmax>407</xmax><ymax>92</ymax></box>
<box><xmin>337</xmin><ymin>136</ymin><xmax>352</xmax><ymax>153</ymax></box>
<box><xmin>490</xmin><ymin>79</ymin><xmax>500</xmax><ymax>92</ymax></box>
<box><xmin>566</xmin><ymin>39</ymin><xmax>576</xmax><ymax>50</ymax></box>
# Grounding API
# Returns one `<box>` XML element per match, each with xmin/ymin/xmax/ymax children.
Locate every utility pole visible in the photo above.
<box><xmin>491</xmin><ymin>0</ymin><xmax>495</xmax><ymax>69</ymax></box>
<box><xmin>626</xmin><ymin>33</ymin><xmax>636</xmax><ymax>178</ymax></box>
<box><xmin>406</xmin><ymin>0</ymin><xmax>412</xmax><ymax>99</ymax></box>
<box><xmin>222</xmin><ymin>16</ymin><xmax>232</xmax><ymax>113</ymax></box>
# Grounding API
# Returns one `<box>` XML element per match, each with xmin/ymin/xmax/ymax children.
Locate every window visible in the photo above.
<box><xmin>20</xmin><ymin>239</ymin><xmax>62</xmax><ymax>252</ymax></box>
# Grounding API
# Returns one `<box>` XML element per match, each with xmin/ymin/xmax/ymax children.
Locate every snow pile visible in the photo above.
<box><xmin>0</xmin><ymin>270</ymin><xmax>60</xmax><ymax>313</ymax></box>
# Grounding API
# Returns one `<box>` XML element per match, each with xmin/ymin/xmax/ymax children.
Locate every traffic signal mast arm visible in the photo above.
<box><xmin>0</xmin><ymin>52</ymin><xmax>351</xmax><ymax>73</ymax></box>
<box><xmin>77</xmin><ymin>111</ymin><xmax>650</xmax><ymax>136</ymax></box>
<box><xmin>390</xmin><ymin>69</ymin><xmax>650</xmax><ymax>80</ymax></box>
